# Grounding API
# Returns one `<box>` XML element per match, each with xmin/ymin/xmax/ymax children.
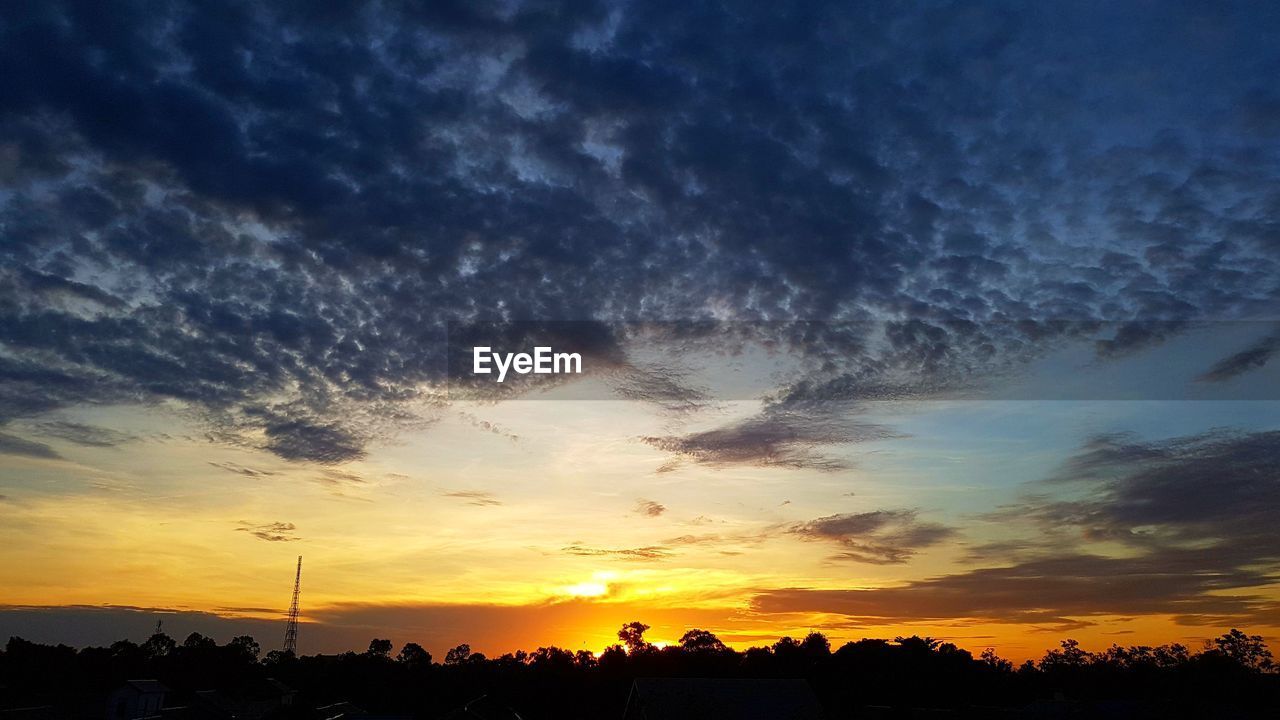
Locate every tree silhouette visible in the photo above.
<box><xmin>980</xmin><ymin>647</ymin><xmax>1013</xmax><ymax>672</ymax></box>
<box><xmin>1210</xmin><ymin>628</ymin><xmax>1274</xmax><ymax>672</ymax></box>
<box><xmin>618</xmin><ymin>621</ymin><xmax>652</xmax><ymax>653</ymax></box>
<box><xmin>183</xmin><ymin>632</ymin><xmax>217</xmax><ymax>649</ymax></box>
<box><xmin>1040</xmin><ymin>638</ymin><xmax>1091</xmax><ymax>669</ymax></box>
<box><xmin>598</xmin><ymin>643</ymin><xmax>627</xmax><ymax>669</ymax></box>
<box><xmin>800</xmin><ymin>632</ymin><xmax>831</xmax><ymax>658</ymax></box>
<box><xmin>444</xmin><ymin>643</ymin><xmax>472</xmax><ymax>665</ymax></box>
<box><xmin>141</xmin><ymin>631</ymin><xmax>175</xmax><ymax>659</ymax></box>
<box><xmin>772</xmin><ymin>636</ymin><xmax>801</xmax><ymax>659</ymax></box>
<box><xmin>397</xmin><ymin>642</ymin><xmax>431</xmax><ymax>666</ymax></box>
<box><xmin>1153</xmin><ymin>642</ymin><xmax>1189</xmax><ymax>667</ymax></box>
<box><xmin>529</xmin><ymin>646</ymin><xmax>576</xmax><ymax>671</ymax></box>
<box><xmin>895</xmin><ymin>635</ymin><xmax>942</xmax><ymax>654</ymax></box>
<box><xmin>229</xmin><ymin>634</ymin><xmax>261</xmax><ymax>661</ymax></box>
<box><xmin>679</xmin><ymin>628</ymin><xmax>728</xmax><ymax>653</ymax></box>
<box><xmin>1</xmin><ymin>624</ymin><xmax>1277</xmax><ymax>718</ymax></box>
<box><xmin>262</xmin><ymin>648</ymin><xmax>294</xmax><ymax>666</ymax></box>
<box><xmin>573</xmin><ymin>649</ymin><xmax>597</xmax><ymax>669</ymax></box>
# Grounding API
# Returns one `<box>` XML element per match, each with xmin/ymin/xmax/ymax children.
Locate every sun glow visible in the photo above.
<box><xmin>562</xmin><ymin>581</ymin><xmax>608</xmax><ymax>597</ymax></box>
<box><xmin>560</xmin><ymin>572</ymin><xmax>620</xmax><ymax>599</ymax></box>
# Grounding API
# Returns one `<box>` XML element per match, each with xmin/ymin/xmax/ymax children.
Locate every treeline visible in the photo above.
<box><xmin>1</xmin><ymin>623</ymin><xmax>1276</xmax><ymax>718</ymax></box>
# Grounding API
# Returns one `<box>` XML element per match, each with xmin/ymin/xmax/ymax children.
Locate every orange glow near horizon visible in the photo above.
<box><xmin>248</xmin><ymin>599</ymin><xmax>1249</xmax><ymax>664</ymax></box>
<box><xmin>2</xmin><ymin>401</ymin><xmax>1278</xmax><ymax>666</ymax></box>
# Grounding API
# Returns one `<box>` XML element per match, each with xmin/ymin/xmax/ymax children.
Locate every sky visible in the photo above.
<box><xmin>1</xmin><ymin>1</ymin><xmax>1279</xmax><ymax>663</ymax></box>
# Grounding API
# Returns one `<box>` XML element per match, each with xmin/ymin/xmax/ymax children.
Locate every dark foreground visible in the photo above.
<box><xmin>2</xmin><ymin>626</ymin><xmax>1277</xmax><ymax>719</ymax></box>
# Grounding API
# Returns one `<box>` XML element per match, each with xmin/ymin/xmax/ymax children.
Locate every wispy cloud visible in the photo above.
<box><xmin>562</xmin><ymin>544</ymin><xmax>673</xmax><ymax>561</ymax></box>
<box><xmin>766</xmin><ymin>429</ymin><xmax>1280</xmax><ymax>627</ymax></box>
<box><xmin>642</xmin><ymin>411</ymin><xmax>898</xmax><ymax>472</ymax></box>
<box><xmin>634</xmin><ymin>499</ymin><xmax>666</xmax><ymax>517</ymax></box>
<box><xmin>235</xmin><ymin>521</ymin><xmax>300</xmax><ymax>542</ymax></box>
<box><xmin>26</xmin><ymin>421</ymin><xmax>137</xmax><ymax>447</ymax></box>
<box><xmin>791</xmin><ymin>510</ymin><xmax>954</xmax><ymax>564</ymax></box>
<box><xmin>752</xmin><ymin>549</ymin><xmax>1280</xmax><ymax>630</ymax></box>
<box><xmin>444</xmin><ymin>490</ymin><xmax>502</xmax><ymax>507</ymax></box>
<box><xmin>313</xmin><ymin>469</ymin><xmax>367</xmax><ymax>487</ymax></box>
<box><xmin>208</xmin><ymin>461</ymin><xmax>277</xmax><ymax>478</ymax></box>
<box><xmin>1196</xmin><ymin>330</ymin><xmax>1280</xmax><ymax>383</ymax></box>
<box><xmin>0</xmin><ymin>431</ymin><xmax>61</xmax><ymax>460</ymax></box>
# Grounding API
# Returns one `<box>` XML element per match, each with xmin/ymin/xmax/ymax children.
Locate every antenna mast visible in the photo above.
<box><xmin>283</xmin><ymin>555</ymin><xmax>302</xmax><ymax>655</ymax></box>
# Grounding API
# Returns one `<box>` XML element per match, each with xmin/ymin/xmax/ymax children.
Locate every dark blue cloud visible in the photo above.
<box><xmin>1</xmin><ymin>1</ymin><xmax>1277</xmax><ymax>462</ymax></box>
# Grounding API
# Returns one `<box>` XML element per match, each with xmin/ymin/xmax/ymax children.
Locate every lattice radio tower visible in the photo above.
<box><xmin>282</xmin><ymin>555</ymin><xmax>302</xmax><ymax>655</ymax></box>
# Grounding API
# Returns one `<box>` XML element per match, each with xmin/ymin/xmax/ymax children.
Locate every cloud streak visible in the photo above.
<box><xmin>759</xmin><ymin>429</ymin><xmax>1280</xmax><ymax>628</ymax></box>
<box><xmin>26</xmin><ymin>420</ymin><xmax>137</xmax><ymax>447</ymax></box>
<box><xmin>1197</xmin><ymin>331</ymin><xmax>1280</xmax><ymax>383</ymax></box>
<box><xmin>0</xmin><ymin>431</ymin><xmax>61</xmax><ymax>460</ymax></box>
<box><xmin>791</xmin><ymin>510</ymin><xmax>955</xmax><ymax>565</ymax></box>
<box><xmin>444</xmin><ymin>490</ymin><xmax>502</xmax><ymax>507</ymax></box>
<box><xmin>234</xmin><ymin>521</ymin><xmax>300</xmax><ymax>542</ymax></box>
<box><xmin>562</xmin><ymin>544</ymin><xmax>673</xmax><ymax>561</ymax></box>
<box><xmin>634</xmin><ymin>499</ymin><xmax>666</xmax><ymax>517</ymax></box>
<box><xmin>643</xmin><ymin>411</ymin><xmax>899</xmax><ymax>472</ymax></box>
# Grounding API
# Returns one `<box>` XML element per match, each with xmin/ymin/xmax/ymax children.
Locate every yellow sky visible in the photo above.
<box><xmin>2</xmin><ymin>399</ymin><xmax>1277</xmax><ymax>663</ymax></box>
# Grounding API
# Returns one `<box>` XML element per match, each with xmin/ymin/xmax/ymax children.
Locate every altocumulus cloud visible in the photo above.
<box><xmin>0</xmin><ymin>1</ymin><xmax>1278</xmax><ymax>468</ymax></box>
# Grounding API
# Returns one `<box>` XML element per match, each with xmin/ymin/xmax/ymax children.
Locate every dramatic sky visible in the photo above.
<box><xmin>2</xmin><ymin>1</ymin><xmax>1279</xmax><ymax>662</ymax></box>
